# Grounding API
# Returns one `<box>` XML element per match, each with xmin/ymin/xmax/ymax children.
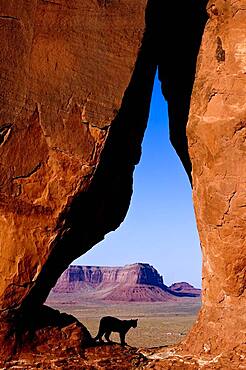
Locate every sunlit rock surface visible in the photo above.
<box><xmin>53</xmin><ymin>263</ymin><xmax>165</xmax><ymax>290</ymax></box>
<box><xmin>0</xmin><ymin>0</ymin><xmax>245</xmax><ymax>366</ymax></box>
<box><xmin>0</xmin><ymin>0</ymin><xmax>155</xmax><ymax>358</ymax></box>
<box><xmin>183</xmin><ymin>0</ymin><xmax>246</xmax><ymax>357</ymax></box>
<box><xmin>51</xmin><ymin>263</ymin><xmax>200</xmax><ymax>301</ymax></box>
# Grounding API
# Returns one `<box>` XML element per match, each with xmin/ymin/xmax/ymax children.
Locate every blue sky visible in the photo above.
<box><xmin>75</xmin><ymin>73</ymin><xmax>202</xmax><ymax>288</ymax></box>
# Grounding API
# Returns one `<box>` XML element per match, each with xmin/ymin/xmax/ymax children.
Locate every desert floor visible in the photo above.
<box><xmin>46</xmin><ymin>294</ymin><xmax>201</xmax><ymax>348</ymax></box>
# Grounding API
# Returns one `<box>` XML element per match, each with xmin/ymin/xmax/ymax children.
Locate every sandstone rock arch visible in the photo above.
<box><xmin>0</xmin><ymin>0</ymin><xmax>245</xmax><ymax>365</ymax></box>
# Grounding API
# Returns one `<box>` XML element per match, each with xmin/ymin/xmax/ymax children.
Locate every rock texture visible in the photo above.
<box><xmin>181</xmin><ymin>0</ymin><xmax>246</xmax><ymax>357</ymax></box>
<box><xmin>20</xmin><ymin>305</ymin><xmax>92</xmax><ymax>355</ymax></box>
<box><xmin>53</xmin><ymin>263</ymin><xmax>165</xmax><ymax>291</ymax></box>
<box><xmin>2</xmin><ymin>344</ymin><xmax>148</xmax><ymax>370</ymax></box>
<box><xmin>51</xmin><ymin>263</ymin><xmax>200</xmax><ymax>301</ymax></box>
<box><xmin>2</xmin><ymin>343</ymin><xmax>245</xmax><ymax>370</ymax></box>
<box><xmin>0</xmin><ymin>0</ymin><xmax>156</xmax><ymax>358</ymax></box>
<box><xmin>155</xmin><ymin>0</ymin><xmax>246</xmax><ymax>362</ymax></box>
<box><xmin>141</xmin><ymin>345</ymin><xmax>246</xmax><ymax>370</ymax></box>
<box><xmin>0</xmin><ymin>0</ymin><xmax>245</xmax><ymax>366</ymax></box>
<box><xmin>101</xmin><ymin>285</ymin><xmax>176</xmax><ymax>302</ymax></box>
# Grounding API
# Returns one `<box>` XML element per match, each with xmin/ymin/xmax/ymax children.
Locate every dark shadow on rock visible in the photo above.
<box><xmin>21</xmin><ymin>0</ymin><xmax>208</xmax><ymax>316</ymax></box>
<box><xmin>156</xmin><ymin>0</ymin><xmax>208</xmax><ymax>181</ymax></box>
<box><xmin>21</xmin><ymin>0</ymin><xmax>158</xmax><ymax>312</ymax></box>
<box><xmin>2</xmin><ymin>0</ymin><xmax>208</xmax><ymax>358</ymax></box>
<box><xmin>4</xmin><ymin>305</ymin><xmax>92</xmax><ymax>359</ymax></box>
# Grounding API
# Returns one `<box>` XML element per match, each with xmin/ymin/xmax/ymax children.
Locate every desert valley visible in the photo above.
<box><xmin>46</xmin><ymin>263</ymin><xmax>201</xmax><ymax>348</ymax></box>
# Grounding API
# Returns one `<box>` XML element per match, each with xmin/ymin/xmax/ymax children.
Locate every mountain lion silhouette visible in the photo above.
<box><xmin>94</xmin><ymin>316</ymin><xmax>138</xmax><ymax>346</ymax></box>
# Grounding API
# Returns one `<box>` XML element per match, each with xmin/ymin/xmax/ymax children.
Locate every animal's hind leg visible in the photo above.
<box><xmin>104</xmin><ymin>331</ymin><xmax>112</xmax><ymax>343</ymax></box>
<box><xmin>94</xmin><ymin>328</ymin><xmax>105</xmax><ymax>342</ymax></box>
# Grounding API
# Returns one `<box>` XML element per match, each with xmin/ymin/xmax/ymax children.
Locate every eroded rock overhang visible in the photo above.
<box><xmin>0</xmin><ymin>0</ymin><xmax>245</xmax><ymax>362</ymax></box>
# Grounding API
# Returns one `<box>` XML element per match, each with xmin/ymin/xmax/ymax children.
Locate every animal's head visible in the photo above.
<box><xmin>131</xmin><ymin>319</ymin><xmax>138</xmax><ymax>328</ymax></box>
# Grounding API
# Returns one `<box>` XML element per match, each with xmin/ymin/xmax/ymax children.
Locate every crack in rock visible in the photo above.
<box><xmin>0</xmin><ymin>124</ymin><xmax>12</xmax><ymax>146</ymax></box>
<box><xmin>12</xmin><ymin>163</ymin><xmax>42</xmax><ymax>180</ymax></box>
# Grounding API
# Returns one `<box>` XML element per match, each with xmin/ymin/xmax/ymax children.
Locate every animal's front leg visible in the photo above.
<box><xmin>120</xmin><ymin>332</ymin><xmax>126</xmax><ymax>346</ymax></box>
<box><xmin>104</xmin><ymin>331</ymin><xmax>112</xmax><ymax>343</ymax></box>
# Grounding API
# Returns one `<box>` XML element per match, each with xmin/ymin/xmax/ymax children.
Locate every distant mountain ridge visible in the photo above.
<box><xmin>168</xmin><ymin>282</ymin><xmax>201</xmax><ymax>297</ymax></box>
<box><xmin>52</xmin><ymin>263</ymin><xmax>201</xmax><ymax>302</ymax></box>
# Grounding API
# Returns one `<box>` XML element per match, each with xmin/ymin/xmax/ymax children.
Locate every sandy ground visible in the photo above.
<box><xmin>46</xmin><ymin>294</ymin><xmax>201</xmax><ymax>348</ymax></box>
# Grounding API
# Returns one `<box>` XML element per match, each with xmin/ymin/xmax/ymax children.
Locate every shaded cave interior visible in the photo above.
<box><xmin>8</xmin><ymin>0</ymin><xmax>209</xmax><ymax>348</ymax></box>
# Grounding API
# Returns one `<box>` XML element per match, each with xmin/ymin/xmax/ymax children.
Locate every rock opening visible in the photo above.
<box><xmin>0</xmin><ymin>0</ymin><xmax>245</xmax><ymax>366</ymax></box>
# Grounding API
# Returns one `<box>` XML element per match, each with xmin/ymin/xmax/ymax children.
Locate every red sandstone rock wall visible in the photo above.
<box><xmin>184</xmin><ymin>0</ymin><xmax>246</xmax><ymax>355</ymax></box>
<box><xmin>51</xmin><ymin>264</ymin><xmax>200</xmax><ymax>301</ymax></box>
<box><xmin>0</xmin><ymin>0</ymin><xmax>245</xmax><ymax>365</ymax></box>
<box><xmin>54</xmin><ymin>263</ymin><xmax>165</xmax><ymax>291</ymax></box>
<box><xmin>50</xmin><ymin>263</ymin><xmax>179</xmax><ymax>302</ymax></box>
<box><xmin>0</xmin><ymin>0</ymin><xmax>157</xmax><ymax>357</ymax></box>
<box><xmin>0</xmin><ymin>0</ymin><xmax>154</xmax><ymax>312</ymax></box>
